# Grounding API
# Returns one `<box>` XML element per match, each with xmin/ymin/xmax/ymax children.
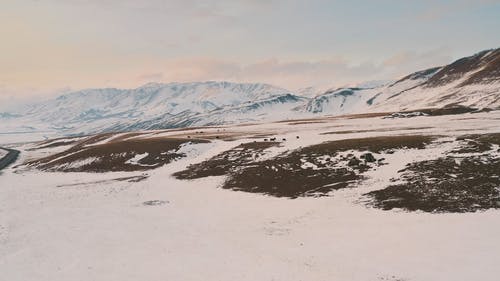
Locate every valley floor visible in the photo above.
<box><xmin>1</xmin><ymin>111</ymin><xmax>500</xmax><ymax>281</ymax></box>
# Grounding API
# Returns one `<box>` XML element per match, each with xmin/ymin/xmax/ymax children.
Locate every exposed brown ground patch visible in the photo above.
<box><xmin>166</xmin><ymin>131</ymin><xmax>261</xmax><ymax>141</ymax></box>
<box><xmin>103</xmin><ymin>132</ymin><xmax>146</xmax><ymax>143</ymax></box>
<box><xmin>418</xmin><ymin>106</ymin><xmax>484</xmax><ymax>116</ymax></box>
<box><xmin>29</xmin><ymin>135</ymin><xmax>90</xmax><ymax>150</ymax></box>
<box><xmin>33</xmin><ymin>140</ymin><xmax>81</xmax><ymax>149</ymax></box>
<box><xmin>288</xmin><ymin>121</ymin><xmax>327</xmax><ymax>125</ymax></box>
<box><xmin>453</xmin><ymin>133</ymin><xmax>500</xmax><ymax>153</ymax></box>
<box><xmin>175</xmin><ymin>135</ymin><xmax>435</xmax><ymax>198</ymax></box>
<box><xmin>365</xmin><ymin>133</ymin><xmax>500</xmax><ymax>213</ymax></box>
<box><xmin>342</xmin><ymin>112</ymin><xmax>392</xmax><ymax>119</ymax></box>
<box><xmin>28</xmin><ymin>137</ymin><xmax>209</xmax><ymax>172</ymax></box>
<box><xmin>275</xmin><ymin>117</ymin><xmax>331</xmax><ymax>123</ymax></box>
<box><xmin>274</xmin><ymin>112</ymin><xmax>391</xmax><ymax>124</ymax></box>
<box><xmin>385</xmin><ymin>106</ymin><xmax>491</xmax><ymax>119</ymax></box>
<box><xmin>174</xmin><ymin>141</ymin><xmax>281</xmax><ymax>179</ymax></box>
<box><xmin>308</xmin><ymin>135</ymin><xmax>434</xmax><ymax>153</ymax></box>
<box><xmin>320</xmin><ymin>127</ymin><xmax>434</xmax><ymax>135</ymax></box>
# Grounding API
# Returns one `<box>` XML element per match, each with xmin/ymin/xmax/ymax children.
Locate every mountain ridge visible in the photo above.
<box><xmin>1</xmin><ymin>48</ymin><xmax>499</xmax><ymax>136</ymax></box>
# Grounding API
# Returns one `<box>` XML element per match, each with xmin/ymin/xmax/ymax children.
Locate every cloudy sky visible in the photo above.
<box><xmin>1</xmin><ymin>0</ymin><xmax>499</xmax><ymax>104</ymax></box>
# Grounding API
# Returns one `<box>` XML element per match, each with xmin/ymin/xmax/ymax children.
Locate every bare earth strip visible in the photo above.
<box><xmin>0</xmin><ymin>147</ymin><xmax>20</xmax><ymax>172</ymax></box>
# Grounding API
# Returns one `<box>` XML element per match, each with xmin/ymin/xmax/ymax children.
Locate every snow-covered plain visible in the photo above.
<box><xmin>1</xmin><ymin>111</ymin><xmax>500</xmax><ymax>281</ymax></box>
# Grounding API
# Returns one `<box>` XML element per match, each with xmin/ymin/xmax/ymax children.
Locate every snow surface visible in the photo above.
<box><xmin>125</xmin><ymin>153</ymin><xmax>150</xmax><ymax>165</ymax></box>
<box><xmin>1</xmin><ymin>111</ymin><xmax>500</xmax><ymax>281</ymax></box>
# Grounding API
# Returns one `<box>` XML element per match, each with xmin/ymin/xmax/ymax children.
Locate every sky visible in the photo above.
<box><xmin>1</xmin><ymin>0</ymin><xmax>500</xmax><ymax>105</ymax></box>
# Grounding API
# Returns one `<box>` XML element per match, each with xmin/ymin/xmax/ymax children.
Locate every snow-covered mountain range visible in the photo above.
<box><xmin>11</xmin><ymin>82</ymin><xmax>307</xmax><ymax>133</ymax></box>
<box><xmin>1</xmin><ymin>48</ymin><xmax>499</xmax><ymax>136</ymax></box>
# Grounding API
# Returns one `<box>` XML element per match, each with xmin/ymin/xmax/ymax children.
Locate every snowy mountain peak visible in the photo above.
<box><xmin>1</xmin><ymin>48</ymin><xmax>499</xmax><ymax>137</ymax></box>
<box><xmin>6</xmin><ymin>81</ymin><xmax>304</xmax><ymax>134</ymax></box>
